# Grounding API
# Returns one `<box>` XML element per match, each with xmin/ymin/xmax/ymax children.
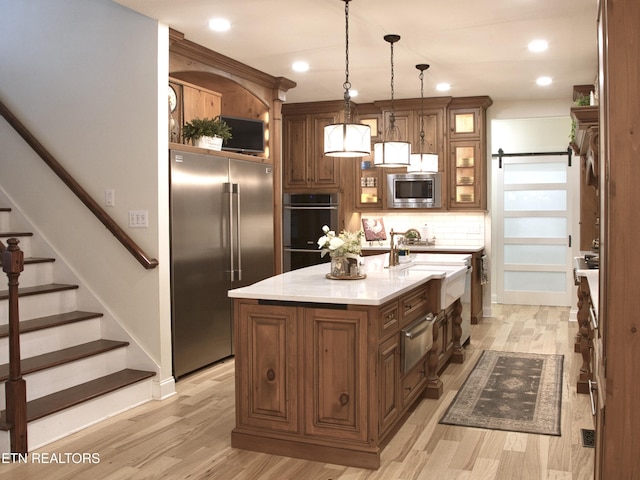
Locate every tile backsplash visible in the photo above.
<box><xmin>359</xmin><ymin>212</ymin><xmax>485</xmax><ymax>247</ymax></box>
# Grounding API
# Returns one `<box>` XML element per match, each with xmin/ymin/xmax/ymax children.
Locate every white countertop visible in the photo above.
<box><xmin>228</xmin><ymin>253</ymin><xmax>467</xmax><ymax>306</ymax></box>
<box><xmin>574</xmin><ymin>256</ymin><xmax>599</xmax><ymax>318</ymax></box>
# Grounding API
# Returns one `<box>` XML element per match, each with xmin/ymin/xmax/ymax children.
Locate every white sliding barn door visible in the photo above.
<box><xmin>496</xmin><ymin>153</ymin><xmax>575</xmax><ymax>306</ymax></box>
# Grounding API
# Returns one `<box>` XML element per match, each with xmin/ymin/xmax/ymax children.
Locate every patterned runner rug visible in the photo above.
<box><xmin>440</xmin><ymin>350</ymin><xmax>563</xmax><ymax>436</ymax></box>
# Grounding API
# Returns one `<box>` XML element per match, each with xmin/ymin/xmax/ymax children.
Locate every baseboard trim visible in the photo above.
<box><xmin>231</xmin><ymin>429</ymin><xmax>380</xmax><ymax>470</ymax></box>
<box><xmin>153</xmin><ymin>375</ymin><xmax>176</xmax><ymax>400</ymax></box>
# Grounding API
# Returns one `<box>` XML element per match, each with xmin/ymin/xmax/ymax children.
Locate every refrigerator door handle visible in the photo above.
<box><xmin>224</xmin><ymin>182</ymin><xmax>239</xmax><ymax>282</ymax></box>
<box><xmin>235</xmin><ymin>183</ymin><xmax>242</xmax><ymax>282</ymax></box>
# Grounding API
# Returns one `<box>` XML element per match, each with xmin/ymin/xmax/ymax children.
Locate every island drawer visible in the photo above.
<box><xmin>401</xmin><ymin>360</ymin><xmax>427</xmax><ymax>407</ymax></box>
<box><xmin>399</xmin><ymin>286</ymin><xmax>431</xmax><ymax>327</ymax></box>
<box><xmin>378</xmin><ymin>300</ymin><xmax>400</xmax><ymax>340</ymax></box>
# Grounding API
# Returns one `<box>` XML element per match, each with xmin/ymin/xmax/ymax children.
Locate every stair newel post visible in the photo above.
<box><xmin>2</xmin><ymin>238</ymin><xmax>27</xmax><ymax>454</ymax></box>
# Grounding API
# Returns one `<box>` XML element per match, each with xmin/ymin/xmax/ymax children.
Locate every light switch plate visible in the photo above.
<box><xmin>129</xmin><ymin>210</ymin><xmax>149</xmax><ymax>228</ymax></box>
<box><xmin>105</xmin><ymin>188</ymin><xmax>115</xmax><ymax>207</ymax></box>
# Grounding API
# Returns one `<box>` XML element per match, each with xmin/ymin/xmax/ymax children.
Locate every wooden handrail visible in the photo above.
<box><xmin>0</xmin><ymin>99</ymin><xmax>158</xmax><ymax>269</ymax></box>
<box><xmin>1</xmin><ymin>238</ymin><xmax>27</xmax><ymax>454</ymax></box>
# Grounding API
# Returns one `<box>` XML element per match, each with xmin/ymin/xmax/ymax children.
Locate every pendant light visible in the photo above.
<box><xmin>323</xmin><ymin>0</ymin><xmax>371</xmax><ymax>157</ymax></box>
<box><xmin>374</xmin><ymin>34</ymin><xmax>411</xmax><ymax>167</ymax></box>
<box><xmin>408</xmin><ymin>64</ymin><xmax>439</xmax><ymax>173</ymax></box>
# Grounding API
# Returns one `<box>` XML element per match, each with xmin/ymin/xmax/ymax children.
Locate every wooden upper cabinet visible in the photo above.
<box><xmin>282</xmin><ymin>104</ymin><xmax>341</xmax><ymax>191</ymax></box>
<box><xmin>449</xmin><ymin>140</ymin><xmax>484</xmax><ymax>209</ymax></box>
<box><xmin>310</xmin><ymin>113</ymin><xmax>341</xmax><ymax>188</ymax></box>
<box><xmin>380</xmin><ymin>109</ymin><xmax>413</xmax><ymax>147</ymax></box>
<box><xmin>282</xmin><ymin>97</ymin><xmax>492</xmax><ymax>211</ymax></box>
<box><xmin>413</xmin><ymin>109</ymin><xmax>445</xmax><ymax>173</ymax></box>
<box><xmin>283</xmin><ymin>114</ymin><xmax>309</xmax><ymax>188</ymax></box>
<box><xmin>447</xmin><ymin>97</ymin><xmax>492</xmax><ymax>210</ymax></box>
<box><xmin>449</xmin><ymin>108</ymin><xmax>481</xmax><ymax>139</ymax></box>
<box><xmin>354</xmin><ymin>113</ymin><xmax>383</xmax><ymax>209</ymax></box>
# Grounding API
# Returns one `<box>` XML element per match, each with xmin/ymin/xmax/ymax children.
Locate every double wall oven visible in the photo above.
<box><xmin>283</xmin><ymin>193</ymin><xmax>339</xmax><ymax>271</ymax></box>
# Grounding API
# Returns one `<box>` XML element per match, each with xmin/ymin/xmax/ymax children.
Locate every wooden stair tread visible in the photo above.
<box><xmin>0</xmin><ymin>368</ymin><xmax>155</xmax><ymax>429</ymax></box>
<box><xmin>0</xmin><ymin>339</ymin><xmax>129</xmax><ymax>382</ymax></box>
<box><xmin>24</xmin><ymin>256</ymin><xmax>56</xmax><ymax>264</ymax></box>
<box><xmin>0</xmin><ymin>283</ymin><xmax>78</xmax><ymax>300</ymax></box>
<box><xmin>0</xmin><ymin>310</ymin><xmax>103</xmax><ymax>338</ymax></box>
<box><xmin>0</xmin><ymin>231</ymin><xmax>33</xmax><ymax>238</ymax></box>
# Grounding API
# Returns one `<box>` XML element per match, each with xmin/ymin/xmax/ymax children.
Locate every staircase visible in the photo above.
<box><xmin>0</xmin><ymin>206</ymin><xmax>156</xmax><ymax>452</ymax></box>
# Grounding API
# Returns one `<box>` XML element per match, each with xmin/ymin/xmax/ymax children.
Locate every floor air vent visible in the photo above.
<box><xmin>581</xmin><ymin>428</ymin><xmax>595</xmax><ymax>448</ymax></box>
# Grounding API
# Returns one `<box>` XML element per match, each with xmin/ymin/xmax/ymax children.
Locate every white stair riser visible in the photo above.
<box><xmin>0</xmin><ymin>290</ymin><xmax>77</xmax><ymax>324</ymax></box>
<box><xmin>11</xmin><ymin>261</ymin><xmax>54</xmax><ymax>288</ymax></box>
<box><xmin>5</xmin><ymin>379</ymin><xmax>154</xmax><ymax>453</ymax></box>
<box><xmin>0</xmin><ymin>211</ymin><xmax>9</xmax><ymax>231</ymax></box>
<box><xmin>0</xmin><ymin>317</ymin><xmax>101</xmax><ymax>361</ymax></box>
<box><xmin>0</xmin><ymin>348</ymin><xmax>128</xmax><ymax>410</ymax></box>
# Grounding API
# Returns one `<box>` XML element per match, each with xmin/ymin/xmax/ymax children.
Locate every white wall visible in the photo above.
<box><xmin>0</xmin><ymin>0</ymin><xmax>173</xmax><ymax>393</ymax></box>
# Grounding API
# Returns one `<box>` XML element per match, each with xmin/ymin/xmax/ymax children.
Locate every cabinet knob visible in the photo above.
<box><xmin>339</xmin><ymin>393</ymin><xmax>350</xmax><ymax>406</ymax></box>
<box><xmin>266</xmin><ymin>368</ymin><xmax>276</xmax><ymax>381</ymax></box>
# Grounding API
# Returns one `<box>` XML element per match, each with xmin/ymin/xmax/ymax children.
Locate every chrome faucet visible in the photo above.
<box><xmin>388</xmin><ymin>228</ymin><xmax>421</xmax><ymax>266</ymax></box>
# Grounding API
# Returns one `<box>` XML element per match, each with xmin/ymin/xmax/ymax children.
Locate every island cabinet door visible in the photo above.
<box><xmin>236</xmin><ymin>302</ymin><xmax>299</xmax><ymax>433</ymax></box>
<box><xmin>378</xmin><ymin>335</ymin><xmax>400</xmax><ymax>436</ymax></box>
<box><xmin>304</xmin><ymin>308</ymin><xmax>370</xmax><ymax>443</ymax></box>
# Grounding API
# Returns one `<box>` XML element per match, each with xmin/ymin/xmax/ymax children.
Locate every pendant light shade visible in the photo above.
<box><xmin>374</xmin><ymin>34</ymin><xmax>411</xmax><ymax>167</ymax></box>
<box><xmin>408</xmin><ymin>63</ymin><xmax>439</xmax><ymax>173</ymax></box>
<box><xmin>408</xmin><ymin>153</ymin><xmax>439</xmax><ymax>172</ymax></box>
<box><xmin>323</xmin><ymin>0</ymin><xmax>371</xmax><ymax>157</ymax></box>
<box><xmin>374</xmin><ymin>139</ymin><xmax>412</xmax><ymax>166</ymax></box>
<box><xmin>324</xmin><ymin>122</ymin><xmax>371</xmax><ymax>157</ymax></box>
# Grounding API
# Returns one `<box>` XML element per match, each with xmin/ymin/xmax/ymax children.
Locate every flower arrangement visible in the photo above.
<box><xmin>317</xmin><ymin>225</ymin><xmax>363</xmax><ymax>258</ymax></box>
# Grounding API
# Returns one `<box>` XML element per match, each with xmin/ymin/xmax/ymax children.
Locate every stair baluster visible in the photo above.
<box><xmin>1</xmin><ymin>238</ymin><xmax>27</xmax><ymax>454</ymax></box>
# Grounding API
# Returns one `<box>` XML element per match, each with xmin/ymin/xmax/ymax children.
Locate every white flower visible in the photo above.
<box><xmin>317</xmin><ymin>226</ymin><xmax>363</xmax><ymax>258</ymax></box>
<box><xmin>329</xmin><ymin>237</ymin><xmax>345</xmax><ymax>250</ymax></box>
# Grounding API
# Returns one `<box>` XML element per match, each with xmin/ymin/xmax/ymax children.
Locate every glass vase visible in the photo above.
<box><xmin>330</xmin><ymin>255</ymin><xmax>362</xmax><ymax>278</ymax></box>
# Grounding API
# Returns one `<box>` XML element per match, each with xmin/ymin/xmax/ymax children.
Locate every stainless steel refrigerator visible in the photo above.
<box><xmin>169</xmin><ymin>150</ymin><xmax>274</xmax><ymax>378</ymax></box>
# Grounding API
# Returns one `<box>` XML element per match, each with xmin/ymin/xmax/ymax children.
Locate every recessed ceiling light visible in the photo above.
<box><xmin>528</xmin><ymin>39</ymin><xmax>549</xmax><ymax>52</ymax></box>
<box><xmin>292</xmin><ymin>61</ymin><xmax>309</xmax><ymax>72</ymax></box>
<box><xmin>349</xmin><ymin>89</ymin><xmax>358</xmax><ymax>98</ymax></box>
<box><xmin>208</xmin><ymin>18</ymin><xmax>231</xmax><ymax>32</ymax></box>
<box><xmin>536</xmin><ymin>76</ymin><xmax>553</xmax><ymax>86</ymax></box>
<box><xmin>436</xmin><ymin>83</ymin><xmax>451</xmax><ymax>92</ymax></box>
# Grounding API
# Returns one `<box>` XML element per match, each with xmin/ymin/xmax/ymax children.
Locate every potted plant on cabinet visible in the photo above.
<box><xmin>182</xmin><ymin>116</ymin><xmax>232</xmax><ymax>150</ymax></box>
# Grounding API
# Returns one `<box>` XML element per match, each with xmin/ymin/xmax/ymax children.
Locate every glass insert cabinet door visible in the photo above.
<box><xmin>449</xmin><ymin>109</ymin><xmax>481</xmax><ymax>138</ymax></box>
<box><xmin>450</xmin><ymin>140</ymin><xmax>483</xmax><ymax>209</ymax></box>
<box><xmin>496</xmin><ymin>155</ymin><xmax>575</xmax><ymax>306</ymax></box>
<box><xmin>356</xmin><ymin>156</ymin><xmax>382</xmax><ymax>208</ymax></box>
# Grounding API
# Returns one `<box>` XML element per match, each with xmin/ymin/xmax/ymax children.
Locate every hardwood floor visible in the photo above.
<box><xmin>1</xmin><ymin>304</ymin><xmax>594</xmax><ymax>479</ymax></box>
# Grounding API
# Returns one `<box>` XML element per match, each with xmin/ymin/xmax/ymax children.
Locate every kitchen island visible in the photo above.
<box><xmin>228</xmin><ymin>254</ymin><xmax>467</xmax><ymax>469</ymax></box>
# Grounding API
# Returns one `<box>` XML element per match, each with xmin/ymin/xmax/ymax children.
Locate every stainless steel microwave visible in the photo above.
<box><xmin>387</xmin><ymin>173</ymin><xmax>442</xmax><ymax>208</ymax></box>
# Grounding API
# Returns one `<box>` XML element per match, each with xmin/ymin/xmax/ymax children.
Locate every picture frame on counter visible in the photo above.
<box><xmin>362</xmin><ymin>216</ymin><xmax>387</xmax><ymax>241</ymax></box>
